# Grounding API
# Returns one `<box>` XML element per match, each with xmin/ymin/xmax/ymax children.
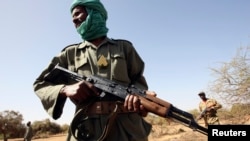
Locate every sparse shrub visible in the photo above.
<box><xmin>230</xmin><ymin>103</ymin><xmax>250</xmax><ymax>117</ymax></box>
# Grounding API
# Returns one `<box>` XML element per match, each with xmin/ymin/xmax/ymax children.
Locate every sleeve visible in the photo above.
<box><xmin>33</xmin><ymin>48</ymin><xmax>72</xmax><ymax>119</ymax></box>
<box><xmin>123</xmin><ymin>40</ymin><xmax>148</xmax><ymax>90</ymax></box>
<box><xmin>212</xmin><ymin>99</ymin><xmax>222</xmax><ymax>110</ymax></box>
<box><xmin>198</xmin><ymin>102</ymin><xmax>202</xmax><ymax>112</ymax></box>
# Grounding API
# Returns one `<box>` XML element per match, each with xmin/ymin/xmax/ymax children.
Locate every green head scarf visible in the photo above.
<box><xmin>70</xmin><ymin>0</ymin><xmax>109</xmax><ymax>41</ymax></box>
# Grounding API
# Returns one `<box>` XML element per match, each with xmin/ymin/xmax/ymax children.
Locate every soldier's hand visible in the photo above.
<box><xmin>146</xmin><ymin>90</ymin><xmax>157</xmax><ymax>97</ymax></box>
<box><xmin>206</xmin><ymin>107</ymin><xmax>213</xmax><ymax>111</ymax></box>
<box><xmin>124</xmin><ymin>94</ymin><xmax>140</xmax><ymax>112</ymax></box>
<box><xmin>196</xmin><ymin>116</ymin><xmax>202</xmax><ymax>120</ymax></box>
<box><xmin>140</xmin><ymin>91</ymin><xmax>157</xmax><ymax>116</ymax></box>
<box><xmin>124</xmin><ymin>90</ymin><xmax>157</xmax><ymax>117</ymax></box>
<box><xmin>59</xmin><ymin>80</ymin><xmax>99</xmax><ymax>104</ymax></box>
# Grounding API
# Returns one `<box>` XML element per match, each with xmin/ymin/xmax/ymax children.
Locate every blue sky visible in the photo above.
<box><xmin>0</xmin><ymin>0</ymin><xmax>249</xmax><ymax>125</ymax></box>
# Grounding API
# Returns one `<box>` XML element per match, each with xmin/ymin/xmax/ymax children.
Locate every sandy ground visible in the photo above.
<box><xmin>10</xmin><ymin>132</ymin><xmax>207</xmax><ymax>141</ymax></box>
<box><xmin>9</xmin><ymin>115</ymin><xmax>250</xmax><ymax>141</ymax></box>
<box><xmin>9</xmin><ymin>125</ymin><xmax>207</xmax><ymax>141</ymax></box>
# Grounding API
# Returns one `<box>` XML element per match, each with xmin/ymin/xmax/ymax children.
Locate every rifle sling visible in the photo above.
<box><xmin>71</xmin><ymin>102</ymin><xmax>123</xmax><ymax>141</ymax></box>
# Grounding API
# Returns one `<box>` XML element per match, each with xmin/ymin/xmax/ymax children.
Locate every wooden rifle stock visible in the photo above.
<box><xmin>138</xmin><ymin>94</ymin><xmax>171</xmax><ymax>117</ymax></box>
<box><xmin>138</xmin><ymin>94</ymin><xmax>208</xmax><ymax>135</ymax></box>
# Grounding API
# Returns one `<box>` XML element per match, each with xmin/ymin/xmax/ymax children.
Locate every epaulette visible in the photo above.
<box><xmin>61</xmin><ymin>43</ymin><xmax>81</xmax><ymax>52</ymax></box>
<box><xmin>111</xmin><ymin>38</ymin><xmax>133</xmax><ymax>45</ymax></box>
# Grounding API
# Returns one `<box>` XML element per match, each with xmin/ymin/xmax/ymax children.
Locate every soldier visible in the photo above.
<box><xmin>33</xmin><ymin>0</ymin><xmax>156</xmax><ymax>140</ymax></box>
<box><xmin>197</xmin><ymin>92</ymin><xmax>222</xmax><ymax>127</ymax></box>
<box><xmin>24</xmin><ymin>121</ymin><xmax>33</xmax><ymax>141</ymax></box>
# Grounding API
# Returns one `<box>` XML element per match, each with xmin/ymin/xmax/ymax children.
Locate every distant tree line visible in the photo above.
<box><xmin>0</xmin><ymin>110</ymin><xmax>68</xmax><ymax>140</ymax></box>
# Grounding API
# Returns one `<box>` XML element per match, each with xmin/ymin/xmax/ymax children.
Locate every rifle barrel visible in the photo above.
<box><xmin>168</xmin><ymin>106</ymin><xmax>208</xmax><ymax>135</ymax></box>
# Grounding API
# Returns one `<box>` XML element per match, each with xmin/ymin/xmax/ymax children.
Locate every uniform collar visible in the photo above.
<box><xmin>77</xmin><ymin>37</ymin><xmax>116</xmax><ymax>49</ymax></box>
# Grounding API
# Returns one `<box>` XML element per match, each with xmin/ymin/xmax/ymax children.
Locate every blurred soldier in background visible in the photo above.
<box><xmin>24</xmin><ymin>121</ymin><xmax>33</xmax><ymax>141</ymax></box>
<box><xmin>197</xmin><ymin>92</ymin><xmax>222</xmax><ymax>127</ymax></box>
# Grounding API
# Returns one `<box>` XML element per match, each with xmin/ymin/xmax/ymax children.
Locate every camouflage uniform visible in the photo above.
<box><xmin>199</xmin><ymin>98</ymin><xmax>222</xmax><ymax>127</ymax></box>
<box><xmin>33</xmin><ymin>38</ymin><xmax>152</xmax><ymax>141</ymax></box>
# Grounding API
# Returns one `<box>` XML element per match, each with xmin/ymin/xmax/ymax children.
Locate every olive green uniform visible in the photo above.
<box><xmin>33</xmin><ymin>38</ymin><xmax>152</xmax><ymax>141</ymax></box>
<box><xmin>199</xmin><ymin>98</ymin><xmax>222</xmax><ymax>127</ymax></box>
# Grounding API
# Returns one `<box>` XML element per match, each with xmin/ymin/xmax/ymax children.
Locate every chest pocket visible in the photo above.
<box><xmin>66</xmin><ymin>45</ymin><xmax>92</xmax><ymax>76</ymax></box>
<box><xmin>110</xmin><ymin>52</ymin><xmax>130</xmax><ymax>84</ymax></box>
<box><xmin>74</xmin><ymin>52</ymin><xmax>93</xmax><ymax>76</ymax></box>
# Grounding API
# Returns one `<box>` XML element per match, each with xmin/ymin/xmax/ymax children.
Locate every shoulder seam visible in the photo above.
<box><xmin>111</xmin><ymin>38</ymin><xmax>132</xmax><ymax>45</ymax></box>
<box><xmin>61</xmin><ymin>43</ymin><xmax>81</xmax><ymax>52</ymax></box>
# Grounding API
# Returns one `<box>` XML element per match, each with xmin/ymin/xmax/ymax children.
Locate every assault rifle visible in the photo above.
<box><xmin>197</xmin><ymin>107</ymin><xmax>208</xmax><ymax>120</ymax></box>
<box><xmin>46</xmin><ymin>64</ymin><xmax>208</xmax><ymax>135</ymax></box>
<box><xmin>196</xmin><ymin>104</ymin><xmax>216</xmax><ymax>120</ymax></box>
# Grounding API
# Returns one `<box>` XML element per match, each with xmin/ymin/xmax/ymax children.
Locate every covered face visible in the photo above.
<box><xmin>70</xmin><ymin>0</ymin><xmax>109</xmax><ymax>40</ymax></box>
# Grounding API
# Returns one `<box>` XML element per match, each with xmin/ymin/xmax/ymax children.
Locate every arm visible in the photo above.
<box><xmin>206</xmin><ymin>99</ymin><xmax>222</xmax><ymax>111</ymax></box>
<box><xmin>198</xmin><ymin>102</ymin><xmax>203</xmax><ymax>112</ymax></box>
<box><xmin>33</xmin><ymin>45</ymin><xmax>77</xmax><ymax>119</ymax></box>
<box><xmin>212</xmin><ymin>100</ymin><xmax>222</xmax><ymax>110</ymax></box>
<box><xmin>33</xmin><ymin>57</ymin><xmax>67</xmax><ymax>119</ymax></box>
<box><xmin>33</xmin><ymin>43</ymin><xmax>95</xmax><ymax>119</ymax></box>
<box><xmin>110</xmin><ymin>39</ymin><xmax>149</xmax><ymax>113</ymax></box>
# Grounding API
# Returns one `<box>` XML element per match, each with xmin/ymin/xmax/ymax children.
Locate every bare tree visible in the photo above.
<box><xmin>209</xmin><ymin>46</ymin><xmax>250</xmax><ymax>105</ymax></box>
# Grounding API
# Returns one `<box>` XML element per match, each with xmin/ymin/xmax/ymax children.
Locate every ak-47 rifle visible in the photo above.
<box><xmin>196</xmin><ymin>102</ymin><xmax>217</xmax><ymax>120</ymax></box>
<box><xmin>196</xmin><ymin>107</ymin><xmax>208</xmax><ymax>120</ymax></box>
<box><xmin>45</xmin><ymin>64</ymin><xmax>208</xmax><ymax>136</ymax></box>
